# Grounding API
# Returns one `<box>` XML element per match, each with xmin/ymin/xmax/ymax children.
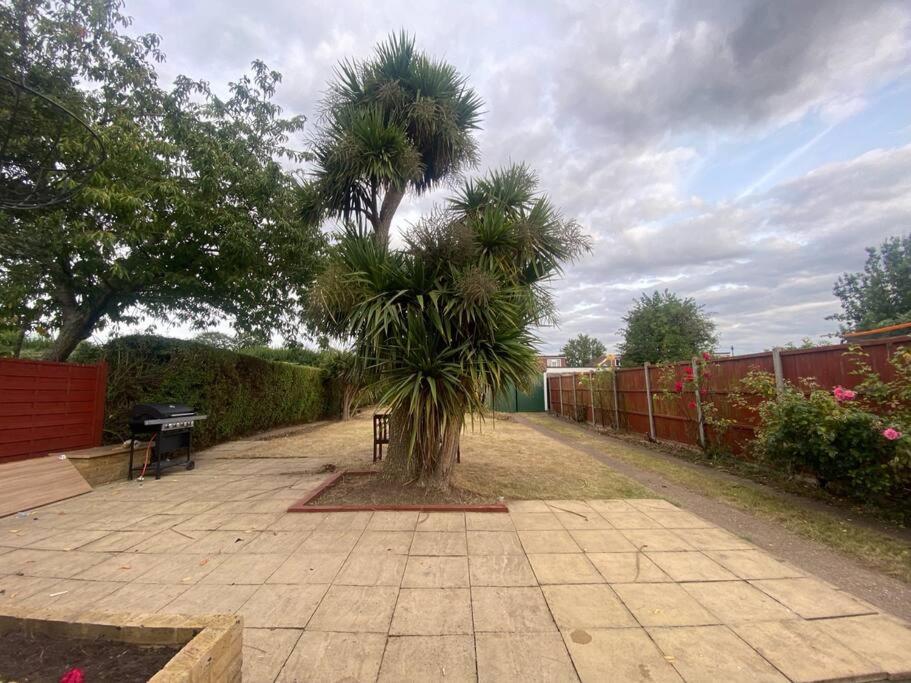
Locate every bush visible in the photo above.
<box><xmin>75</xmin><ymin>335</ymin><xmax>338</xmax><ymax>449</ymax></box>
<box><xmin>742</xmin><ymin>371</ymin><xmax>911</xmax><ymax>500</ymax></box>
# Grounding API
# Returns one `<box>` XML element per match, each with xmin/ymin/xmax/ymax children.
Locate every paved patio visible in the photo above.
<box><xmin>2</xmin><ymin>451</ymin><xmax>911</xmax><ymax>682</ymax></box>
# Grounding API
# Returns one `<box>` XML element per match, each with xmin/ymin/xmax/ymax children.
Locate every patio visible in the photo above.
<box><xmin>2</xmin><ymin>421</ymin><xmax>910</xmax><ymax>682</ymax></box>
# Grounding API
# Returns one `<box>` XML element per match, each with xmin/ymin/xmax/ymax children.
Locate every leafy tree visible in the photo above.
<box><xmin>831</xmin><ymin>235</ymin><xmax>911</xmax><ymax>333</ymax></box>
<box><xmin>0</xmin><ymin>1</ymin><xmax>324</xmax><ymax>361</ymax></box>
<box><xmin>301</xmin><ymin>32</ymin><xmax>483</xmax><ymax>249</ymax></box>
<box><xmin>309</xmin><ymin>164</ymin><xmax>589</xmax><ymax>487</ymax></box>
<box><xmin>561</xmin><ymin>333</ymin><xmax>606</xmax><ymax>367</ymax></box>
<box><xmin>618</xmin><ymin>290</ymin><xmax>716</xmax><ymax>366</ymax></box>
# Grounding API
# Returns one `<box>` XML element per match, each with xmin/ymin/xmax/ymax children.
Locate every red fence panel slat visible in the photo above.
<box><xmin>0</xmin><ymin>359</ymin><xmax>107</xmax><ymax>461</ymax></box>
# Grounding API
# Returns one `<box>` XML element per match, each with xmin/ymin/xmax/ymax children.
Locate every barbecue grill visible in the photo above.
<box><xmin>128</xmin><ymin>403</ymin><xmax>207</xmax><ymax>480</ymax></box>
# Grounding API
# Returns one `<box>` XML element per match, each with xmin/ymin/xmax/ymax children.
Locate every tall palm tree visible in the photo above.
<box><xmin>301</xmin><ymin>32</ymin><xmax>483</xmax><ymax>249</ymax></box>
<box><xmin>309</xmin><ymin>164</ymin><xmax>589</xmax><ymax>488</ymax></box>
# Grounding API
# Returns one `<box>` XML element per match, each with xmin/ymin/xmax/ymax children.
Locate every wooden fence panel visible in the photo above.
<box><xmin>0</xmin><ymin>359</ymin><xmax>107</xmax><ymax>461</ymax></box>
<box><xmin>546</xmin><ymin>336</ymin><xmax>911</xmax><ymax>454</ymax></box>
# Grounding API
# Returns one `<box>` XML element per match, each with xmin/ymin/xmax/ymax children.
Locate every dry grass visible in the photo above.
<box><xmin>206</xmin><ymin>412</ymin><xmax>649</xmax><ymax>501</ymax></box>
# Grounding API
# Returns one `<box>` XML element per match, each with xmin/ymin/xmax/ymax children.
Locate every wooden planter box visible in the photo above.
<box><xmin>50</xmin><ymin>443</ymin><xmax>141</xmax><ymax>487</ymax></box>
<box><xmin>0</xmin><ymin>605</ymin><xmax>242</xmax><ymax>682</ymax></box>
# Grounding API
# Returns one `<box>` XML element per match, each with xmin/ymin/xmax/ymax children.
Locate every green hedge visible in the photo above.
<box><xmin>73</xmin><ymin>335</ymin><xmax>337</xmax><ymax>449</ymax></box>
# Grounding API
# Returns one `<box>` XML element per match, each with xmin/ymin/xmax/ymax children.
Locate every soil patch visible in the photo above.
<box><xmin>289</xmin><ymin>470</ymin><xmax>507</xmax><ymax>512</ymax></box>
<box><xmin>0</xmin><ymin>630</ymin><xmax>181</xmax><ymax>682</ymax></box>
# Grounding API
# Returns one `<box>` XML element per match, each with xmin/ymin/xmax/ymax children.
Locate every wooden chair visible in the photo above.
<box><xmin>373</xmin><ymin>412</ymin><xmax>460</xmax><ymax>463</ymax></box>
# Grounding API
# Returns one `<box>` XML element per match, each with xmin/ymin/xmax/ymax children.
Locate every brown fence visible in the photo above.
<box><xmin>547</xmin><ymin>336</ymin><xmax>910</xmax><ymax>453</ymax></box>
<box><xmin>0</xmin><ymin>358</ymin><xmax>107</xmax><ymax>462</ymax></box>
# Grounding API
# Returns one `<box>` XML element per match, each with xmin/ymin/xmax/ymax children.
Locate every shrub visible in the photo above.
<box><xmin>75</xmin><ymin>335</ymin><xmax>337</xmax><ymax>449</ymax></box>
<box><xmin>739</xmin><ymin>370</ymin><xmax>911</xmax><ymax>500</ymax></box>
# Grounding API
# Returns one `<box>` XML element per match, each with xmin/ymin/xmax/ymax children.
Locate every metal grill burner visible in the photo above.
<box><xmin>128</xmin><ymin>403</ymin><xmax>207</xmax><ymax>480</ymax></box>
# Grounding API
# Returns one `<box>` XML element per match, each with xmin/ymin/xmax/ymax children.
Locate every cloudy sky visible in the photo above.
<box><xmin>123</xmin><ymin>0</ymin><xmax>911</xmax><ymax>355</ymax></box>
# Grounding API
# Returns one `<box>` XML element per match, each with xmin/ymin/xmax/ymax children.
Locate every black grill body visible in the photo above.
<box><xmin>128</xmin><ymin>403</ymin><xmax>207</xmax><ymax>479</ymax></box>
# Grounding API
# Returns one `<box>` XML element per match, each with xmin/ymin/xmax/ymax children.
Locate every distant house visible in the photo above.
<box><xmin>537</xmin><ymin>354</ymin><xmax>567</xmax><ymax>371</ymax></box>
<box><xmin>595</xmin><ymin>353</ymin><xmax>621</xmax><ymax>368</ymax></box>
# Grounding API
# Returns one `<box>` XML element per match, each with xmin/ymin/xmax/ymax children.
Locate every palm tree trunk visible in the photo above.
<box><xmin>373</xmin><ymin>186</ymin><xmax>405</xmax><ymax>250</ymax></box>
<box><xmin>382</xmin><ymin>406</ymin><xmax>419</xmax><ymax>482</ymax></box>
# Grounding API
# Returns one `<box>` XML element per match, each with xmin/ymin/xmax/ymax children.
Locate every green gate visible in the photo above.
<box><xmin>494</xmin><ymin>376</ymin><xmax>545</xmax><ymax>412</ymax></box>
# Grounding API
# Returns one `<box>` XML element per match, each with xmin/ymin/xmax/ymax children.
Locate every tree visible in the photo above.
<box><xmin>309</xmin><ymin>164</ymin><xmax>589</xmax><ymax>487</ymax></box>
<box><xmin>831</xmin><ymin>235</ymin><xmax>911</xmax><ymax>333</ymax></box>
<box><xmin>0</xmin><ymin>1</ymin><xmax>324</xmax><ymax>361</ymax></box>
<box><xmin>301</xmin><ymin>32</ymin><xmax>483</xmax><ymax>249</ymax></box>
<box><xmin>561</xmin><ymin>333</ymin><xmax>606</xmax><ymax>367</ymax></box>
<box><xmin>618</xmin><ymin>290</ymin><xmax>716</xmax><ymax>366</ymax></box>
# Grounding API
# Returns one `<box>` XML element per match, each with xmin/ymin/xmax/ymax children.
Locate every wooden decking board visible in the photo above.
<box><xmin>0</xmin><ymin>455</ymin><xmax>92</xmax><ymax>517</ymax></box>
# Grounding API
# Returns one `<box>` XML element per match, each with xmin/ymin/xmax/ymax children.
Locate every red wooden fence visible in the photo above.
<box><xmin>0</xmin><ymin>358</ymin><xmax>107</xmax><ymax>461</ymax></box>
<box><xmin>547</xmin><ymin>336</ymin><xmax>910</xmax><ymax>454</ymax></box>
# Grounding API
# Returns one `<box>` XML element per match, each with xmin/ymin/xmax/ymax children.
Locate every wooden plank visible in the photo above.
<box><xmin>0</xmin><ymin>455</ymin><xmax>92</xmax><ymax>517</ymax></box>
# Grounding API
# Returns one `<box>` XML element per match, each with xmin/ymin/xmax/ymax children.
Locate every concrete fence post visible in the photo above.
<box><xmin>692</xmin><ymin>356</ymin><xmax>707</xmax><ymax>449</ymax></box>
<box><xmin>771</xmin><ymin>347</ymin><xmax>785</xmax><ymax>396</ymax></box>
<box><xmin>612</xmin><ymin>369</ymin><xmax>620</xmax><ymax>430</ymax></box>
<box><xmin>643</xmin><ymin>362</ymin><xmax>657</xmax><ymax>441</ymax></box>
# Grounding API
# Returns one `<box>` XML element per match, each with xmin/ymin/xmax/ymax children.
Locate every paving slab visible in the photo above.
<box><xmin>240</xmin><ymin>583</ymin><xmax>329</xmax><ymax>628</ymax></box>
<box><xmin>646</xmin><ymin>551</ymin><xmax>738</xmax><ymax>582</ymax></box>
<box><xmin>643</xmin><ymin>509</ymin><xmax>714</xmax><ymax>529</ymax></box>
<box><xmin>553</xmin><ymin>510</ymin><xmax>613</xmax><ymax>530</ymax></box>
<box><xmin>402</xmin><ymin>555</ymin><xmax>470</xmax><ymax>588</ymax></box>
<box><xmin>476</xmin><ymin>632</ymin><xmax>578</xmax><ymax>682</ymax></box>
<box><xmin>542</xmin><ymin>584</ymin><xmax>637</xmax><ymax>629</ymax></box>
<box><xmin>568</xmin><ymin>529</ymin><xmax>637</xmax><ymax>553</ymax></box>
<box><xmin>159</xmin><ymin>582</ymin><xmax>257</xmax><ymax>615</ymax></box>
<box><xmin>527</xmin><ymin>553</ymin><xmax>605</xmax><ymax>584</ymax></box>
<box><xmin>243</xmin><ymin>628</ymin><xmax>302</xmax><ymax>683</ymax></box>
<box><xmin>352</xmin><ymin>530</ymin><xmax>414</xmax><ymax>554</ymax></box>
<box><xmin>620</xmin><ymin>528</ymin><xmax>694</xmax><ymax>551</ymax></box>
<box><xmin>277</xmin><ymin>631</ymin><xmax>385</xmax><ymax>683</ymax></box>
<box><xmin>586</xmin><ymin>552</ymin><xmax>671</xmax><ymax>583</ymax></box>
<box><xmin>506</xmin><ymin>500</ymin><xmax>551</xmax><ymax>513</ymax></box>
<box><xmin>471</xmin><ymin>586</ymin><xmax>557</xmax><ymax>632</ymax></box>
<box><xmin>73</xmin><ymin>552</ymin><xmax>166</xmax><ymax>582</ymax></box>
<box><xmin>517</xmin><ymin>529</ymin><xmax>581</xmax><ymax>554</ymax></box>
<box><xmin>751</xmin><ymin>577</ymin><xmax>878</xmax><ymax>619</ymax></box>
<box><xmin>297</xmin><ymin>529</ymin><xmax>362</xmax><ymax>554</ymax></box>
<box><xmin>509</xmin><ymin>512</ymin><xmax>564</xmax><ymax>530</ymax></box>
<box><xmin>598</xmin><ymin>510</ymin><xmax>664</xmax><ymax>529</ymax></box>
<box><xmin>814</xmin><ymin>614</ymin><xmax>911</xmax><ymax>679</ymax></box>
<box><xmin>733</xmin><ymin>619</ymin><xmax>885</xmax><ymax>683</ymax></box>
<box><xmin>199</xmin><ymin>552</ymin><xmax>286</xmax><ymax>584</ymax></box>
<box><xmin>562</xmin><ymin>627</ymin><xmax>682</xmax><ymax>683</ymax></box>
<box><xmin>468</xmin><ymin>555</ymin><xmax>538</xmax><ymax>587</ymax></box>
<box><xmin>612</xmin><ymin>582</ymin><xmax>719</xmax><ymax>626</ymax></box>
<box><xmin>467</xmin><ymin>530</ymin><xmax>524</xmax><ymax>555</ymax></box>
<box><xmin>415</xmin><ymin>512</ymin><xmax>465</xmax><ymax>531</ymax></box>
<box><xmin>466</xmin><ymin>512</ymin><xmax>515</xmax><ymax>531</ymax></box>
<box><xmin>367</xmin><ymin>510</ymin><xmax>419</xmax><ymax>530</ymax></box>
<box><xmin>681</xmin><ymin>580</ymin><xmax>797</xmax><ymax>623</ymax></box>
<box><xmin>335</xmin><ymin>553</ymin><xmax>408</xmax><ymax>586</ymax></box>
<box><xmin>648</xmin><ymin>625</ymin><xmax>788</xmax><ymax>682</ymax></box>
<box><xmin>237</xmin><ymin>530</ymin><xmax>309</xmax><ymax>555</ymax></box>
<box><xmin>379</xmin><ymin>634</ymin><xmax>477</xmax><ymax>682</ymax></box>
<box><xmin>705</xmin><ymin>549</ymin><xmax>804</xmax><ymax>579</ymax></box>
<box><xmin>307</xmin><ymin>584</ymin><xmax>398</xmax><ymax>633</ymax></box>
<box><xmin>390</xmin><ymin>587</ymin><xmax>473</xmax><ymax>635</ymax></box>
<box><xmin>94</xmin><ymin>582</ymin><xmax>189</xmax><ymax>612</ymax></box>
<box><xmin>268</xmin><ymin>551</ymin><xmax>347</xmax><ymax>584</ymax></box>
<box><xmin>673</xmin><ymin>526</ymin><xmax>754</xmax><ymax>550</ymax></box>
<box><xmin>411</xmin><ymin>531</ymin><xmax>468</xmax><ymax>556</ymax></box>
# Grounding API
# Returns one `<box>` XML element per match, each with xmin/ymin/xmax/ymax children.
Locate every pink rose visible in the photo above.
<box><xmin>673</xmin><ymin>381</ymin><xmax>683</xmax><ymax>393</ymax></box>
<box><xmin>833</xmin><ymin>386</ymin><xmax>855</xmax><ymax>401</ymax></box>
<box><xmin>60</xmin><ymin>668</ymin><xmax>85</xmax><ymax>683</ymax></box>
<box><xmin>882</xmin><ymin>428</ymin><xmax>902</xmax><ymax>441</ymax></box>
<box><xmin>702</xmin><ymin>352</ymin><xmax>712</xmax><ymax>361</ymax></box>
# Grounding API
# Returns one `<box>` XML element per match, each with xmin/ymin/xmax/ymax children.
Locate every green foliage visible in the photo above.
<box><xmin>618</xmin><ymin>290</ymin><xmax>717</xmax><ymax>366</ymax></box>
<box><xmin>561</xmin><ymin>333</ymin><xmax>606</xmax><ymax>367</ymax></box>
<box><xmin>831</xmin><ymin>234</ymin><xmax>911</xmax><ymax>333</ymax></box>
<box><xmin>737</xmin><ymin>370</ymin><xmax>910</xmax><ymax>500</ymax></box>
<box><xmin>239</xmin><ymin>345</ymin><xmax>325</xmax><ymax>367</ymax></box>
<box><xmin>309</xmin><ymin>164</ymin><xmax>589</xmax><ymax>483</ymax></box>
<box><xmin>0</xmin><ymin>1</ymin><xmax>324</xmax><ymax>361</ymax></box>
<box><xmin>302</xmin><ymin>31</ymin><xmax>483</xmax><ymax>247</ymax></box>
<box><xmin>78</xmin><ymin>335</ymin><xmax>335</xmax><ymax>449</ymax></box>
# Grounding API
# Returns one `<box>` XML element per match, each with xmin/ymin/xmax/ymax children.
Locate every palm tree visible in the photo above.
<box><xmin>301</xmin><ymin>32</ymin><xmax>483</xmax><ymax>249</ymax></box>
<box><xmin>309</xmin><ymin>164</ymin><xmax>589</xmax><ymax>488</ymax></box>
